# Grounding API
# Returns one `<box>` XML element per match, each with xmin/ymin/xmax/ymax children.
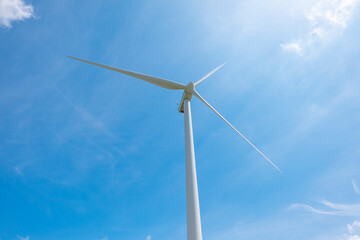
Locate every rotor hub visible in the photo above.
<box><xmin>185</xmin><ymin>81</ymin><xmax>195</xmax><ymax>93</ymax></box>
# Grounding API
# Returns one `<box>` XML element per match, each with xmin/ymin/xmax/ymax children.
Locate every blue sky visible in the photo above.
<box><xmin>1</xmin><ymin>0</ymin><xmax>360</xmax><ymax>239</ymax></box>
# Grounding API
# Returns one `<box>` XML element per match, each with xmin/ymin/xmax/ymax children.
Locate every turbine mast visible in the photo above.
<box><xmin>184</xmin><ymin>98</ymin><xmax>203</xmax><ymax>240</ymax></box>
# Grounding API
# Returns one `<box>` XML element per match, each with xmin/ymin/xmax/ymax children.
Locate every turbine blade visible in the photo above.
<box><xmin>191</xmin><ymin>89</ymin><xmax>282</xmax><ymax>173</ymax></box>
<box><xmin>68</xmin><ymin>56</ymin><xmax>186</xmax><ymax>90</ymax></box>
<box><xmin>195</xmin><ymin>62</ymin><xmax>227</xmax><ymax>86</ymax></box>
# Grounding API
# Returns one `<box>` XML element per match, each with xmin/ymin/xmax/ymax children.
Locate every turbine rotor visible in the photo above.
<box><xmin>68</xmin><ymin>56</ymin><xmax>282</xmax><ymax>172</ymax></box>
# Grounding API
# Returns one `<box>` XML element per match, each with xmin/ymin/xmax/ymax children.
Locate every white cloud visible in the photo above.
<box><xmin>348</xmin><ymin>221</ymin><xmax>360</xmax><ymax>234</ymax></box>
<box><xmin>280</xmin><ymin>40</ymin><xmax>303</xmax><ymax>55</ymax></box>
<box><xmin>100</xmin><ymin>237</ymin><xmax>109</xmax><ymax>240</ymax></box>
<box><xmin>345</xmin><ymin>221</ymin><xmax>360</xmax><ymax>240</ymax></box>
<box><xmin>309</xmin><ymin>27</ymin><xmax>324</xmax><ymax>37</ymax></box>
<box><xmin>0</xmin><ymin>0</ymin><xmax>34</xmax><ymax>28</ymax></box>
<box><xmin>348</xmin><ymin>236</ymin><xmax>360</xmax><ymax>240</ymax></box>
<box><xmin>146</xmin><ymin>235</ymin><xmax>151</xmax><ymax>240</ymax></box>
<box><xmin>17</xmin><ymin>236</ymin><xmax>29</xmax><ymax>240</ymax></box>
<box><xmin>306</xmin><ymin>0</ymin><xmax>359</xmax><ymax>28</ymax></box>
<box><xmin>281</xmin><ymin>0</ymin><xmax>360</xmax><ymax>55</ymax></box>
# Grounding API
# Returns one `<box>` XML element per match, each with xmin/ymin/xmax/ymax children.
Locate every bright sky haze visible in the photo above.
<box><xmin>1</xmin><ymin>0</ymin><xmax>360</xmax><ymax>239</ymax></box>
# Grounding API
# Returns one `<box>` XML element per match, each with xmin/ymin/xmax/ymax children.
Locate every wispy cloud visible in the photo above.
<box><xmin>100</xmin><ymin>237</ymin><xmax>109</xmax><ymax>240</ymax></box>
<box><xmin>17</xmin><ymin>235</ymin><xmax>29</xmax><ymax>240</ymax></box>
<box><xmin>281</xmin><ymin>0</ymin><xmax>360</xmax><ymax>55</ymax></box>
<box><xmin>289</xmin><ymin>201</ymin><xmax>360</xmax><ymax>216</ymax></box>
<box><xmin>146</xmin><ymin>235</ymin><xmax>151</xmax><ymax>240</ymax></box>
<box><xmin>289</xmin><ymin>181</ymin><xmax>360</xmax><ymax>216</ymax></box>
<box><xmin>14</xmin><ymin>166</ymin><xmax>22</xmax><ymax>175</ymax></box>
<box><xmin>353</xmin><ymin>180</ymin><xmax>360</xmax><ymax>195</ymax></box>
<box><xmin>54</xmin><ymin>88</ymin><xmax>114</xmax><ymax>138</ymax></box>
<box><xmin>289</xmin><ymin>183</ymin><xmax>360</xmax><ymax>239</ymax></box>
<box><xmin>0</xmin><ymin>0</ymin><xmax>34</xmax><ymax>28</ymax></box>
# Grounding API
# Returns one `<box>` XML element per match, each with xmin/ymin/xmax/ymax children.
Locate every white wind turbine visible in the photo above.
<box><xmin>68</xmin><ymin>56</ymin><xmax>282</xmax><ymax>240</ymax></box>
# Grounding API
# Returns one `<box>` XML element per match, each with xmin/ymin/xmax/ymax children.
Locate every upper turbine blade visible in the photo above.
<box><xmin>195</xmin><ymin>62</ymin><xmax>227</xmax><ymax>86</ymax></box>
<box><xmin>68</xmin><ymin>56</ymin><xmax>186</xmax><ymax>90</ymax></box>
<box><xmin>191</xmin><ymin>89</ymin><xmax>282</xmax><ymax>173</ymax></box>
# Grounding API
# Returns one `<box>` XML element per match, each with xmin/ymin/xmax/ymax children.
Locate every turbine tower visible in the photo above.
<box><xmin>68</xmin><ymin>56</ymin><xmax>282</xmax><ymax>240</ymax></box>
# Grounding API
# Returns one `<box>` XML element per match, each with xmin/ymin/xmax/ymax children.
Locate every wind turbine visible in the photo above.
<box><xmin>68</xmin><ymin>56</ymin><xmax>282</xmax><ymax>240</ymax></box>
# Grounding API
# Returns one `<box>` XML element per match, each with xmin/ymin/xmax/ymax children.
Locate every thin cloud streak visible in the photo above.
<box><xmin>289</xmin><ymin>181</ymin><xmax>360</xmax><ymax>216</ymax></box>
<box><xmin>288</xmin><ymin>203</ymin><xmax>341</xmax><ymax>215</ymax></box>
<box><xmin>353</xmin><ymin>180</ymin><xmax>360</xmax><ymax>195</ymax></box>
<box><xmin>53</xmin><ymin>87</ymin><xmax>115</xmax><ymax>138</ymax></box>
<box><xmin>289</xmin><ymin>202</ymin><xmax>360</xmax><ymax>216</ymax></box>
